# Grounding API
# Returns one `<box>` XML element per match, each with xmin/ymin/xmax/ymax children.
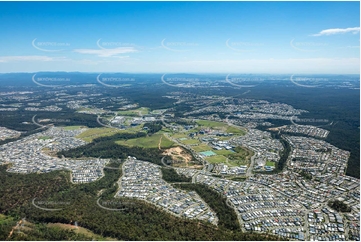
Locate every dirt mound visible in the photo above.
<box><xmin>163</xmin><ymin>146</ymin><xmax>193</xmax><ymax>164</ymax></box>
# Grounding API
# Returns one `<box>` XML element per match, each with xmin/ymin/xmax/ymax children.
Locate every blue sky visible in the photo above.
<box><xmin>0</xmin><ymin>1</ymin><xmax>359</xmax><ymax>74</ymax></box>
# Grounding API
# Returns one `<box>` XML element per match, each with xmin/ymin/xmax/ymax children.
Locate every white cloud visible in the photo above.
<box><xmin>312</xmin><ymin>27</ymin><xmax>360</xmax><ymax>36</ymax></box>
<box><xmin>0</xmin><ymin>56</ymin><xmax>67</xmax><ymax>62</ymax></box>
<box><xmin>73</xmin><ymin>47</ymin><xmax>137</xmax><ymax>57</ymax></box>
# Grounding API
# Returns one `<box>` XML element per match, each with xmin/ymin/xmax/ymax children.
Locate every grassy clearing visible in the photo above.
<box><xmin>181</xmin><ymin>139</ymin><xmax>200</xmax><ymax>145</ymax></box>
<box><xmin>0</xmin><ymin>214</ymin><xmax>13</xmax><ymax>224</ymax></box>
<box><xmin>228</xmin><ymin>160</ymin><xmax>248</xmax><ymax>167</ymax></box>
<box><xmin>171</xmin><ymin>133</ymin><xmax>189</xmax><ymax>139</ymax></box>
<box><xmin>116</xmin><ymin>133</ymin><xmax>174</xmax><ymax>148</ymax></box>
<box><xmin>76</xmin><ymin>128</ymin><xmax>123</xmax><ymax>142</ymax></box>
<box><xmin>76</xmin><ymin>127</ymin><xmax>143</xmax><ymax>142</ymax></box>
<box><xmin>188</xmin><ymin>128</ymin><xmax>202</xmax><ymax>133</ymax></box>
<box><xmin>206</xmin><ymin>155</ymin><xmax>227</xmax><ymax>164</ymax></box>
<box><xmin>229</xmin><ymin>146</ymin><xmax>254</xmax><ymax>163</ymax></box>
<box><xmin>0</xmin><ymin>214</ymin><xmax>15</xmax><ymax>229</ymax></box>
<box><xmin>47</xmin><ymin>223</ymin><xmax>116</xmax><ymax>241</ymax></box>
<box><xmin>117</xmin><ymin>107</ymin><xmax>150</xmax><ymax>116</ymax></box>
<box><xmin>77</xmin><ymin>127</ymin><xmax>118</xmax><ymax>138</ymax></box>
<box><xmin>266</xmin><ymin>161</ymin><xmax>276</xmax><ymax>167</ymax></box>
<box><xmin>196</xmin><ymin>120</ymin><xmax>246</xmax><ymax>135</ymax></box>
<box><xmin>192</xmin><ymin>143</ymin><xmax>212</xmax><ymax>152</ymax></box>
<box><xmin>225</xmin><ymin>126</ymin><xmax>246</xmax><ymax>135</ymax></box>
<box><xmin>161</xmin><ymin>127</ymin><xmax>172</xmax><ymax>133</ymax></box>
<box><xmin>214</xmin><ymin>149</ymin><xmax>235</xmax><ymax>156</ymax></box>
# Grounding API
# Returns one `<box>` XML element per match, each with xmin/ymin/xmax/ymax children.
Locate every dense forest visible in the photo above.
<box><xmin>143</xmin><ymin>122</ymin><xmax>163</xmax><ymax>134</ymax></box>
<box><xmin>174</xmin><ymin>183</ymin><xmax>240</xmax><ymax>231</ymax></box>
<box><xmin>57</xmin><ymin>132</ymin><xmax>164</xmax><ymax>166</ymax></box>
<box><xmin>327</xmin><ymin>200</ymin><xmax>351</xmax><ymax>213</ymax></box>
<box><xmin>7</xmin><ymin>223</ymin><xmax>95</xmax><ymax>241</ymax></box>
<box><xmin>161</xmin><ymin>167</ymin><xmax>192</xmax><ymax>183</ymax></box>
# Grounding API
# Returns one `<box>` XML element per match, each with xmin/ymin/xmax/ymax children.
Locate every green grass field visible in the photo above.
<box><xmin>116</xmin><ymin>133</ymin><xmax>174</xmax><ymax>148</ymax></box>
<box><xmin>0</xmin><ymin>213</ymin><xmax>14</xmax><ymax>225</ymax></box>
<box><xmin>181</xmin><ymin>139</ymin><xmax>200</xmax><ymax>145</ymax></box>
<box><xmin>161</xmin><ymin>127</ymin><xmax>172</xmax><ymax>133</ymax></box>
<box><xmin>196</xmin><ymin>120</ymin><xmax>246</xmax><ymax>135</ymax></box>
<box><xmin>171</xmin><ymin>133</ymin><xmax>189</xmax><ymax>139</ymax></box>
<box><xmin>47</xmin><ymin>223</ymin><xmax>116</xmax><ymax>241</ymax></box>
<box><xmin>266</xmin><ymin>161</ymin><xmax>276</xmax><ymax>167</ymax></box>
<box><xmin>117</xmin><ymin>107</ymin><xmax>150</xmax><ymax>116</ymax></box>
<box><xmin>76</xmin><ymin>127</ymin><xmax>136</xmax><ymax>142</ymax></box>
<box><xmin>192</xmin><ymin>143</ymin><xmax>213</xmax><ymax>152</ymax></box>
<box><xmin>225</xmin><ymin>126</ymin><xmax>246</xmax><ymax>135</ymax></box>
<box><xmin>214</xmin><ymin>149</ymin><xmax>235</xmax><ymax>156</ymax></box>
<box><xmin>202</xmin><ymin>146</ymin><xmax>252</xmax><ymax>166</ymax></box>
<box><xmin>206</xmin><ymin>155</ymin><xmax>227</xmax><ymax>164</ymax></box>
<box><xmin>228</xmin><ymin>160</ymin><xmax>249</xmax><ymax>167</ymax></box>
<box><xmin>229</xmin><ymin>146</ymin><xmax>254</xmax><ymax>162</ymax></box>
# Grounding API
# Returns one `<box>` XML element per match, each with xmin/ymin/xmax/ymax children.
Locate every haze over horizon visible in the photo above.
<box><xmin>0</xmin><ymin>1</ymin><xmax>359</xmax><ymax>74</ymax></box>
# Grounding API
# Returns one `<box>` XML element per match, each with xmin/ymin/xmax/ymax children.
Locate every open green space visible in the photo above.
<box><xmin>117</xmin><ymin>107</ymin><xmax>150</xmax><ymax>116</ymax></box>
<box><xmin>266</xmin><ymin>161</ymin><xmax>276</xmax><ymax>167</ymax></box>
<box><xmin>196</xmin><ymin>120</ymin><xmax>227</xmax><ymax>128</ymax></box>
<box><xmin>116</xmin><ymin>133</ymin><xmax>174</xmax><ymax>148</ymax></box>
<box><xmin>195</xmin><ymin>120</ymin><xmax>246</xmax><ymax>135</ymax></box>
<box><xmin>225</xmin><ymin>126</ymin><xmax>246</xmax><ymax>135</ymax></box>
<box><xmin>76</xmin><ymin>127</ymin><xmax>143</xmax><ymax>142</ymax></box>
<box><xmin>181</xmin><ymin>138</ymin><xmax>200</xmax><ymax>145</ymax></box>
<box><xmin>0</xmin><ymin>214</ymin><xmax>14</xmax><ymax>225</ymax></box>
<box><xmin>229</xmin><ymin>146</ymin><xmax>254</xmax><ymax>162</ymax></box>
<box><xmin>198</xmin><ymin>146</ymin><xmax>252</xmax><ymax>167</ymax></box>
<box><xmin>171</xmin><ymin>133</ymin><xmax>189</xmax><ymax>139</ymax></box>
<box><xmin>192</xmin><ymin>143</ymin><xmax>212</xmax><ymax>152</ymax></box>
<box><xmin>206</xmin><ymin>155</ymin><xmax>227</xmax><ymax>164</ymax></box>
<box><xmin>47</xmin><ymin>223</ymin><xmax>116</xmax><ymax>241</ymax></box>
<box><xmin>228</xmin><ymin>160</ymin><xmax>248</xmax><ymax>167</ymax></box>
<box><xmin>188</xmin><ymin>128</ymin><xmax>201</xmax><ymax>133</ymax></box>
<box><xmin>214</xmin><ymin>149</ymin><xmax>235</xmax><ymax>156</ymax></box>
<box><xmin>161</xmin><ymin>127</ymin><xmax>172</xmax><ymax>133</ymax></box>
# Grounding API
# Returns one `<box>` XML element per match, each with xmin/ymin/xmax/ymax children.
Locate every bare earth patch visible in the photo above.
<box><xmin>163</xmin><ymin>147</ymin><xmax>193</xmax><ymax>166</ymax></box>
